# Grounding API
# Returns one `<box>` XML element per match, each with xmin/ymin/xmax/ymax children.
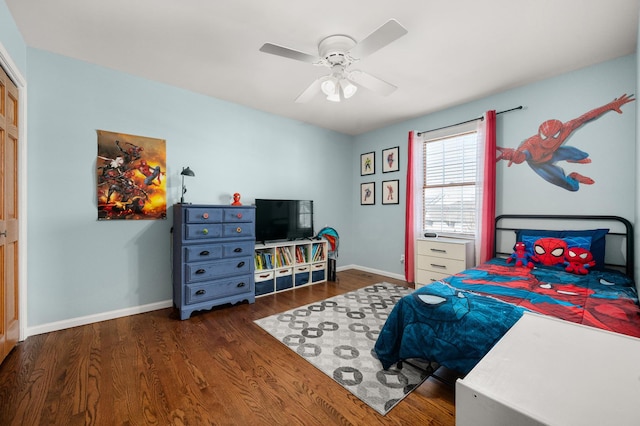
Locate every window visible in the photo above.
<box><xmin>422</xmin><ymin>129</ymin><xmax>478</xmax><ymax>236</ymax></box>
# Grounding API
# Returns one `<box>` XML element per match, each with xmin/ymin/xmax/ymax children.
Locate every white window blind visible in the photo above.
<box><xmin>422</xmin><ymin>130</ymin><xmax>478</xmax><ymax>235</ymax></box>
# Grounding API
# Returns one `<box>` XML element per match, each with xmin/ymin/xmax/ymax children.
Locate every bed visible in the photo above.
<box><xmin>374</xmin><ymin>215</ymin><xmax>640</xmax><ymax>376</ymax></box>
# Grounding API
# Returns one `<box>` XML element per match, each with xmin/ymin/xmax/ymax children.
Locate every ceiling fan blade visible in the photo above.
<box><xmin>348</xmin><ymin>70</ymin><xmax>397</xmax><ymax>96</ymax></box>
<box><xmin>348</xmin><ymin>19</ymin><xmax>408</xmax><ymax>59</ymax></box>
<box><xmin>295</xmin><ymin>78</ymin><xmax>323</xmax><ymax>103</ymax></box>
<box><xmin>259</xmin><ymin>43</ymin><xmax>318</xmax><ymax>64</ymax></box>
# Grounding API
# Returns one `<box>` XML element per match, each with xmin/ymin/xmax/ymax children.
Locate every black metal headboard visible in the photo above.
<box><xmin>494</xmin><ymin>214</ymin><xmax>634</xmax><ymax>277</ymax></box>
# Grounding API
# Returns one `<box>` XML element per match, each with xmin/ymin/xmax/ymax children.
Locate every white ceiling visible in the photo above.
<box><xmin>6</xmin><ymin>0</ymin><xmax>640</xmax><ymax>135</ymax></box>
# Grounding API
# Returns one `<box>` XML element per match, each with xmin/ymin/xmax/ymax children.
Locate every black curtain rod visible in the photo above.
<box><xmin>417</xmin><ymin>106</ymin><xmax>523</xmax><ymax>136</ymax></box>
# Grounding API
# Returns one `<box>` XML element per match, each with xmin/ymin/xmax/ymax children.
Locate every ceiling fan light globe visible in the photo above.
<box><xmin>321</xmin><ymin>78</ymin><xmax>337</xmax><ymax>96</ymax></box>
<box><xmin>340</xmin><ymin>80</ymin><xmax>358</xmax><ymax>99</ymax></box>
<box><xmin>326</xmin><ymin>92</ymin><xmax>341</xmax><ymax>102</ymax></box>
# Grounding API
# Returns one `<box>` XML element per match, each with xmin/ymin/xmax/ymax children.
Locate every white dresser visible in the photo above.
<box><xmin>456</xmin><ymin>312</ymin><xmax>640</xmax><ymax>426</ymax></box>
<box><xmin>415</xmin><ymin>237</ymin><xmax>474</xmax><ymax>289</ymax></box>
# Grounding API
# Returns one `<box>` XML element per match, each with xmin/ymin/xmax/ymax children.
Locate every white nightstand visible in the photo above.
<box><xmin>415</xmin><ymin>237</ymin><xmax>474</xmax><ymax>289</ymax></box>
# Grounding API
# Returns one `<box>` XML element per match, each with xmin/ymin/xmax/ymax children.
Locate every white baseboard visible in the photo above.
<box><xmin>337</xmin><ymin>264</ymin><xmax>406</xmax><ymax>281</ymax></box>
<box><xmin>25</xmin><ymin>300</ymin><xmax>174</xmax><ymax>338</ymax></box>
<box><xmin>25</xmin><ymin>266</ymin><xmax>405</xmax><ymax>337</ymax></box>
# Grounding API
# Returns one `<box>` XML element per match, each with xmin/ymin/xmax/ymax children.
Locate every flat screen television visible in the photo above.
<box><xmin>255</xmin><ymin>199</ymin><xmax>314</xmax><ymax>243</ymax></box>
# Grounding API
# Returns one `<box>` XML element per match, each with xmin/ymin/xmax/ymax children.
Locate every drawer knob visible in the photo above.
<box><xmin>202</xmin><ymin>228</ymin><xmax>209</xmax><ymax>235</ymax></box>
<box><xmin>431</xmin><ymin>263</ymin><xmax>447</xmax><ymax>269</ymax></box>
<box><xmin>237</xmin><ymin>282</ymin><xmax>246</xmax><ymax>288</ymax></box>
<box><xmin>259</xmin><ymin>274</ymin><xmax>270</xmax><ymax>278</ymax></box>
<box><xmin>200</xmin><ymin>250</ymin><xmax>210</xmax><ymax>256</ymax></box>
<box><xmin>195</xmin><ymin>269</ymin><xmax>206</xmax><ymax>274</ymax></box>
<box><xmin>233</xmin><ymin>247</ymin><xmax>242</xmax><ymax>253</ymax></box>
<box><xmin>237</xmin><ymin>261</ymin><xmax>245</xmax><ymax>268</ymax></box>
<box><xmin>430</xmin><ymin>248</ymin><xmax>447</xmax><ymax>253</ymax></box>
<box><xmin>236</xmin><ymin>227</ymin><xmax>242</xmax><ymax>233</ymax></box>
<box><xmin>195</xmin><ymin>289</ymin><xmax>206</xmax><ymax>296</ymax></box>
<box><xmin>202</xmin><ymin>213</ymin><xmax>209</xmax><ymax>219</ymax></box>
<box><xmin>236</xmin><ymin>213</ymin><xmax>243</xmax><ymax>219</ymax></box>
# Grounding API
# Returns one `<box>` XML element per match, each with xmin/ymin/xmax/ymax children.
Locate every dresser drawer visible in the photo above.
<box><xmin>417</xmin><ymin>254</ymin><xmax>466</xmax><ymax>274</ymax></box>
<box><xmin>185</xmin><ymin>207</ymin><xmax>223</xmax><ymax>223</ymax></box>
<box><xmin>185</xmin><ymin>274</ymin><xmax>252</xmax><ymax>305</ymax></box>
<box><xmin>185</xmin><ymin>256</ymin><xmax>252</xmax><ymax>283</ymax></box>
<box><xmin>222</xmin><ymin>223</ymin><xmax>254</xmax><ymax>239</ymax></box>
<box><xmin>224</xmin><ymin>208</ymin><xmax>255</xmax><ymax>223</ymax></box>
<box><xmin>223</xmin><ymin>241</ymin><xmax>254</xmax><ymax>258</ymax></box>
<box><xmin>184</xmin><ymin>244</ymin><xmax>223</xmax><ymax>263</ymax></box>
<box><xmin>185</xmin><ymin>223</ymin><xmax>223</xmax><ymax>240</ymax></box>
<box><xmin>417</xmin><ymin>239</ymin><xmax>469</xmax><ymax>260</ymax></box>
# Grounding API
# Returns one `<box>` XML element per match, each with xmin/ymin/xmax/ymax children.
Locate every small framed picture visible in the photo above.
<box><xmin>382</xmin><ymin>146</ymin><xmax>400</xmax><ymax>173</ymax></box>
<box><xmin>360</xmin><ymin>182</ymin><xmax>375</xmax><ymax>205</ymax></box>
<box><xmin>382</xmin><ymin>180</ymin><xmax>399</xmax><ymax>204</ymax></box>
<box><xmin>360</xmin><ymin>151</ymin><xmax>375</xmax><ymax>176</ymax></box>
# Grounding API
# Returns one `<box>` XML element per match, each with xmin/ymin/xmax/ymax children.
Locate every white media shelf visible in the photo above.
<box><xmin>254</xmin><ymin>239</ymin><xmax>328</xmax><ymax>296</ymax></box>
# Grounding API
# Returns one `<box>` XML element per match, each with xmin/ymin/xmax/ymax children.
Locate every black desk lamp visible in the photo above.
<box><xmin>180</xmin><ymin>167</ymin><xmax>195</xmax><ymax>204</ymax></box>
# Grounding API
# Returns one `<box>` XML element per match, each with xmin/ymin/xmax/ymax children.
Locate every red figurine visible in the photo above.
<box><xmin>232</xmin><ymin>193</ymin><xmax>242</xmax><ymax>206</ymax></box>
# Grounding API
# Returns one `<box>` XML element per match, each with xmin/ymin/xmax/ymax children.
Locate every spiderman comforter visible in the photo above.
<box><xmin>374</xmin><ymin>258</ymin><xmax>640</xmax><ymax>375</ymax></box>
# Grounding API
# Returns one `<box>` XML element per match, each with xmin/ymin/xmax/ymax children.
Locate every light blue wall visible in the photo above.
<box><xmin>0</xmin><ymin>0</ymin><xmax>26</xmax><ymax>75</ymax></box>
<box><xmin>2</xmin><ymin>0</ymin><xmax>637</xmax><ymax>329</ymax></box>
<box><xmin>353</xmin><ymin>55</ymin><xmax>637</xmax><ymax>276</ymax></box>
<box><xmin>26</xmin><ymin>49</ymin><xmax>353</xmax><ymax>326</ymax></box>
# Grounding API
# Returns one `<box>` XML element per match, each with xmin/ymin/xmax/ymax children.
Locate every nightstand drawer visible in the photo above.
<box><xmin>416</xmin><ymin>269</ymin><xmax>452</xmax><ymax>286</ymax></box>
<box><xmin>417</xmin><ymin>254</ymin><xmax>466</xmax><ymax>274</ymax></box>
<box><xmin>417</xmin><ymin>239</ymin><xmax>468</xmax><ymax>260</ymax></box>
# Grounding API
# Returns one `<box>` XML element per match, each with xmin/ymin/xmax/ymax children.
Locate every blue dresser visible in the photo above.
<box><xmin>172</xmin><ymin>204</ymin><xmax>255</xmax><ymax>320</ymax></box>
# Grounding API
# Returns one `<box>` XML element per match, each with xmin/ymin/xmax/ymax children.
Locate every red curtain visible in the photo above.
<box><xmin>477</xmin><ymin>110</ymin><xmax>497</xmax><ymax>263</ymax></box>
<box><xmin>404</xmin><ymin>131</ymin><xmax>415</xmax><ymax>282</ymax></box>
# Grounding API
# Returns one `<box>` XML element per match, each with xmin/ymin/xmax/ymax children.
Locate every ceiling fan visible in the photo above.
<box><xmin>259</xmin><ymin>19</ymin><xmax>408</xmax><ymax>103</ymax></box>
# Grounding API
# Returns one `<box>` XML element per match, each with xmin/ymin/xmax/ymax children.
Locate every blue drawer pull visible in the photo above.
<box><xmin>237</xmin><ymin>261</ymin><xmax>245</xmax><ymax>268</ymax></box>
<box><xmin>195</xmin><ymin>269</ymin><xmax>206</xmax><ymax>274</ymax></box>
<box><xmin>234</xmin><ymin>247</ymin><xmax>242</xmax><ymax>253</ymax></box>
<box><xmin>237</xmin><ymin>282</ymin><xmax>245</xmax><ymax>288</ymax></box>
<box><xmin>195</xmin><ymin>289</ymin><xmax>206</xmax><ymax>295</ymax></box>
<box><xmin>200</xmin><ymin>250</ymin><xmax>210</xmax><ymax>256</ymax></box>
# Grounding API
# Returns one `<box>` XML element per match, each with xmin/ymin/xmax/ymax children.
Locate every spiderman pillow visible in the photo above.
<box><xmin>529</xmin><ymin>237</ymin><xmax>570</xmax><ymax>266</ymax></box>
<box><xmin>522</xmin><ymin>235</ymin><xmax>594</xmax><ymax>274</ymax></box>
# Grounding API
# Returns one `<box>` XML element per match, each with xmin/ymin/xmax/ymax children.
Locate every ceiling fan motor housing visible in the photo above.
<box><xmin>318</xmin><ymin>35</ymin><xmax>357</xmax><ymax>66</ymax></box>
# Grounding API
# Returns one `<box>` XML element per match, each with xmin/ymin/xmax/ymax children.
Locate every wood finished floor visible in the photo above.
<box><xmin>0</xmin><ymin>270</ymin><xmax>456</xmax><ymax>425</ymax></box>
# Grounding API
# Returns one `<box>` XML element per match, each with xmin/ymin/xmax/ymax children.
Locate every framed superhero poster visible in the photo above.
<box><xmin>97</xmin><ymin>130</ymin><xmax>167</xmax><ymax>220</ymax></box>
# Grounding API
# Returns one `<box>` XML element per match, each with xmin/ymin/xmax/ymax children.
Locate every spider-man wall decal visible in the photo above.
<box><xmin>496</xmin><ymin>94</ymin><xmax>635</xmax><ymax>191</ymax></box>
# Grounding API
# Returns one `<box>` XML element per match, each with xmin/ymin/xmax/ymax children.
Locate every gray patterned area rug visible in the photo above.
<box><xmin>254</xmin><ymin>283</ymin><xmax>432</xmax><ymax>415</ymax></box>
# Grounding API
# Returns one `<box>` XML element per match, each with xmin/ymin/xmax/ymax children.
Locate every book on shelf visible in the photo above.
<box><xmin>312</xmin><ymin>243</ymin><xmax>324</xmax><ymax>261</ymax></box>
<box><xmin>295</xmin><ymin>245</ymin><xmax>308</xmax><ymax>263</ymax></box>
<box><xmin>255</xmin><ymin>251</ymin><xmax>273</xmax><ymax>270</ymax></box>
